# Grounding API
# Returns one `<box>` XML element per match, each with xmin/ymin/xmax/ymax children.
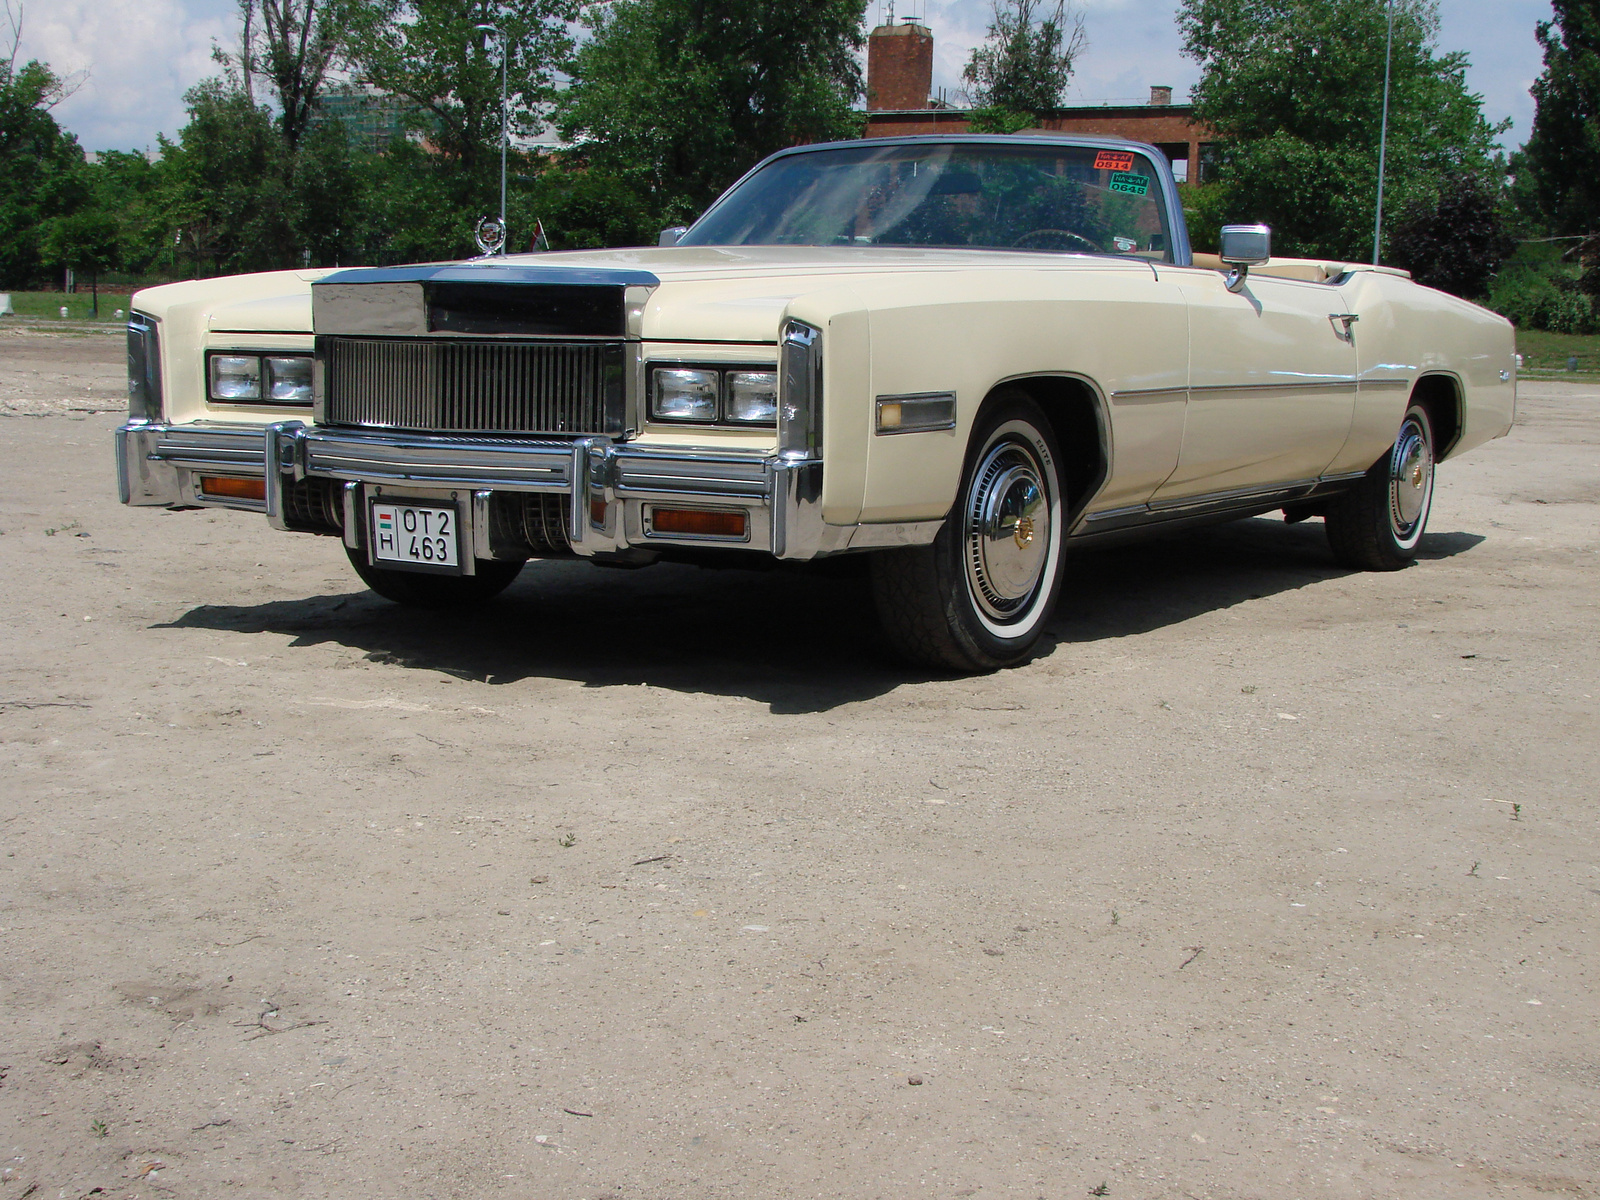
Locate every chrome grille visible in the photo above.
<box><xmin>320</xmin><ymin>337</ymin><xmax>624</xmax><ymax>436</ymax></box>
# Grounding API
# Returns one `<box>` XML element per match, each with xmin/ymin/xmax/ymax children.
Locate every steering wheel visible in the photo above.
<box><xmin>1009</xmin><ymin>229</ymin><xmax>1102</xmax><ymax>253</ymax></box>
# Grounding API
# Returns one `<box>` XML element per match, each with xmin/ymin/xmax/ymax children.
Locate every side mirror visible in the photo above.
<box><xmin>658</xmin><ymin>226</ymin><xmax>688</xmax><ymax>247</ymax></box>
<box><xmin>1219</xmin><ymin>224</ymin><xmax>1271</xmax><ymax>292</ymax></box>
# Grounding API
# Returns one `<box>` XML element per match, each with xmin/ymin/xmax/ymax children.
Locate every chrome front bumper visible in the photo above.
<box><xmin>114</xmin><ymin>420</ymin><xmax>925</xmax><ymax>561</ymax></box>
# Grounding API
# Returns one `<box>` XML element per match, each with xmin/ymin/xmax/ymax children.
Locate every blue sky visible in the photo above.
<box><xmin>19</xmin><ymin>0</ymin><xmax>1556</xmax><ymax>155</ymax></box>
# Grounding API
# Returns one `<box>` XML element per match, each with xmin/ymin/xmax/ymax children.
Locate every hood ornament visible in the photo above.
<box><xmin>473</xmin><ymin>215</ymin><xmax>507</xmax><ymax>257</ymax></box>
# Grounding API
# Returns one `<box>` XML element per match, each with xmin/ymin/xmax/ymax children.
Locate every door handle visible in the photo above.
<box><xmin>1329</xmin><ymin>313</ymin><xmax>1359</xmax><ymax>342</ymax></box>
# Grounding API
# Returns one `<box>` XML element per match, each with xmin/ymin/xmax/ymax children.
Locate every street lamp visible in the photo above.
<box><xmin>474</xmin><ymin>23</ymin><xmax>508</xmax><ymax>255</ymax></box>
<box><xmin>1372</xmin><ymin>0</ymin><xmax>1395</xmax><ymax>265</ymax></box>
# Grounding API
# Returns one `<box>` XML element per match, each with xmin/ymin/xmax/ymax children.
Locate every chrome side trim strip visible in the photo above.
<box><xmin>1147</xmin><ymin>477</ymin><xmax>1319</xmax><ymax>514</ymax></box>
<box><xmin>1110</xmin><ymin>386</ymin><xmax>1186</xmax><ymax>403</ymax></box>
<box><xmin>845</xmin><ymin>519</ymin><xmax>945</xmax><ymax>549</ymax></box>
<box><xmin>1080</xmin><ymin>469</ymin><xmax>1369</xmax><ymax>534</ymax></box>
<box><xmin>1358</xmin><ymin>377</ymin><xmax>1413</xmax><ymax>391</ymax></box>
<box><xmin>1187</xmin><ymin>380</ymin><xmax>1357</xmax><ymax>396</ymax></box>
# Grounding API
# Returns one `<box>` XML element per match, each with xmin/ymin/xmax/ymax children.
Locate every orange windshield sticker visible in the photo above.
<box><xmin>1093</xmin><ymin>150</ymin><xmax>1137</xmax><ymax>172</ymax></box>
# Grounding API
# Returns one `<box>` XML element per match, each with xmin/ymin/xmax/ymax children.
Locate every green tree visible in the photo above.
<box><xmin>40</xmin><ymin>205</ymin><xmax>119</xmax><ymax>313</ymax></box>
<box><xmin>1517</xmin><ymin>0</ymin><xmax>1600</xmax><ymax>238</ymax></box>
<box><xmin>159</xmin><ymin>78</ymin><xmax>294</xmax><ymax>275</ymax></box>
<box><xmin>249</xmin><ymin>0</ymin><xmax>347</xmax><ymax>152</ymax></box>
<box><xmin>961</xmin><ymin>0</ymin><xmax>1087</xmax><ymax>123</ymax></box>
<box><xmin>87</xmin><ymin>149</ymin><xmax>171</xmax><ymax>276</ymax></box>
<box><xmin>1386</xmin><ymin>169</ymin><xmax>1513</xmax><ymax>298</ymax></box>
<box><xmin>556</xmin><ymin>0</ymin><xmax>868</xmax><ymax>227</ymax></box>
<box><xmin>1178</xmin><ymin>0</ymin><xmax>1506</xmax><ymax>262</ymax></box>
<box><xmin>0</xmin><ymin>7</ymin><xmax>87</xmax><ymax>286</ymax></box>
<box><xmin>344</xmin><ymin>0</ymin><xmax>575</xmax><ymax>174</ymax></box>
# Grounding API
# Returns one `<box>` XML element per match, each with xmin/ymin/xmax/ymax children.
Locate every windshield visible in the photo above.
<box><xmin>680</xmin><ymin>141</ymin><xmax>1173</xmax><ymax>261</ymax></box>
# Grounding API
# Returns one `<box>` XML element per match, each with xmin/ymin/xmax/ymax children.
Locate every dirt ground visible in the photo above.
<box><xmin>1</xmin><ymin>322</ymin><xmax>1597</xmax><ymax>1200</ymax></box>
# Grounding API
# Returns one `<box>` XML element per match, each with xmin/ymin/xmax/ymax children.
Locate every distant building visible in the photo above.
<box><xmin>863</xmin><ymin>18</ymin><xmax>1216</xmax><ymax>184</ymax></box>
<box><xmin>315</xmin><ymin>85</ymin><xmax>414</xmax><ymax>152</ymax></box>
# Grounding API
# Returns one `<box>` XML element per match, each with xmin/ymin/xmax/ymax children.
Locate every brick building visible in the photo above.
<box><xmin>862</xmin><ymin>18</ymin><xmax>1216</xmax><ymax>184</ymax></box>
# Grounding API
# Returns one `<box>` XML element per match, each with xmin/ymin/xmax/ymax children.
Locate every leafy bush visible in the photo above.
<box><xmin>1486</xmin><ymin>242</ymin><xmax>1598</xmax><ymax>334</ymax></box>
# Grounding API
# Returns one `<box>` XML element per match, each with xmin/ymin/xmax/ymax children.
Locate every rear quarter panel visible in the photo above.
<box><xmin>1336</xmin><ymin>271</ymin><xmax>1516</xmax><ymax>468</ymax></box>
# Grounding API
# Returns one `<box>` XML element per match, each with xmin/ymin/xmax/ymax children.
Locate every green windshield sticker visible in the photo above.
<box><xmin>1109</xmin><ymin>171</ymin><xmax>1150</xmax><ymax>196</ymax></box>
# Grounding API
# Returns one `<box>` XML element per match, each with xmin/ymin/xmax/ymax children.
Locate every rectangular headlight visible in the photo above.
<box><xmin>726</xmin><ymin>371</ymin><xmax>778</xmax><ymax>424</ymax></box>
<box><xmin>651</xmin><ymin>367</ymin><xmax>720</xmax><ymax>422</ymax></box>
<box><xmin>209</xmin><ymin>355</ymin><xmax>262</xmax><ymax>401</ymax></box>
<box><xmin>267</xmin><ymin>356</ymin><xmax>314</xmax><ymax>403</ymax></box>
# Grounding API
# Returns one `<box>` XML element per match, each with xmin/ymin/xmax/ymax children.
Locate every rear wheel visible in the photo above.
<box><xmin>1324</xmin><ymin>402</ymin><xmax>1435</xmax><ymax>570</ymax></box>
<box><xmin>871</xmin><ymin>393</ymin><xmax>1067</xmax><ymax>671</ymax></box>
<box><xmin>345</xmin><ymin>546</ymin><xmax>524</xmax><ymax>608</ymax></box>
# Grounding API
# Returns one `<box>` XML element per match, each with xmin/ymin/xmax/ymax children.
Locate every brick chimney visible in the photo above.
<box><xmin>867</xmin><ymin>20</ymin><xmax>934</xmax><ymax>111</ymax></box>
<box><xmin>1150</xmin><ymin>85</ymin><xmax>1174</xmax><ymax>106</ymax></box>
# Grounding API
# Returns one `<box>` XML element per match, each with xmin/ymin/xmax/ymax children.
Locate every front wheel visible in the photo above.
<box><xmin>345</xmin><ymin>546</ymin><xmax>524</xmax><ymax>608</ymax></box>
<box><xmin>871</xmin><ymin>393</ymin><xmax>1067</xmax><ymax>671</ymax></box>
<box><xmin>1324</xmin><ymin>402</ymin><xmax>1435</xmax><ymax>570</ymax></box>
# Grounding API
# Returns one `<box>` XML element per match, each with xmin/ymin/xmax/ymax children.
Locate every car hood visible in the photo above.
<box><xmin>455</xmin><ymin>245</ymin><xmax>1155</xmax><ymax>343</ymax></box>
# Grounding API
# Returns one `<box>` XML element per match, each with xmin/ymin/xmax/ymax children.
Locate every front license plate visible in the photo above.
<box><xmin>369</xmin><ymin>501</ymin><xmax>460</xmax><ymax>570</ymax></box>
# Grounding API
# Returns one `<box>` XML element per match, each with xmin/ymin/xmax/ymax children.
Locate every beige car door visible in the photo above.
<box><xmin>1155</xmin><ymin>266</ymin><xmax>1358</xmax><ymax>503</ymax></box>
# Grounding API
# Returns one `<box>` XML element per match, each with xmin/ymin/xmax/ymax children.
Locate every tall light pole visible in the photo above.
<box><xmin>474</xmin><ymin>23</ymin><xmax>508</xmax><ymax>254</ymax></box>
<box><xmin>1372</xmin><ymin>0</ymin><xmax>1395</xmax><ymax>265</ymax></box>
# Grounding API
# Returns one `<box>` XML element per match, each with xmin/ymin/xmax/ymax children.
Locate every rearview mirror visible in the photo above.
<box><xmin>1219</xmin><ymin>224</ymin><xmax>1271</xmax><ymax>292</ymax></box>
<box><xmin>659</xmin><ymin>226</ymin><xmax>688</xmax><ymax>247</ymax></box>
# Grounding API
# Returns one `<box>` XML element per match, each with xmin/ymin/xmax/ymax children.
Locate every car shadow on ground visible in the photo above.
<box><xmin>161</xmin><ymin>517</ymin><xmax>1485</xmax><ymax>713</ymax></box>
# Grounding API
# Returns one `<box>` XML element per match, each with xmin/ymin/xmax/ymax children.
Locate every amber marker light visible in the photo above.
<box><xmin>650</xmin><ymin>507</ymin><xmax>748</xmax><ymax>539</ymax></box>
<box><xmin>199</xmin><ymin>476</ymin><xmax>267</xmax><ymax>502</ymax></box>
<box><xmin>875</xmin><ymin>392</ymin><xmax>957</xmax><ymax>435</ymax></box>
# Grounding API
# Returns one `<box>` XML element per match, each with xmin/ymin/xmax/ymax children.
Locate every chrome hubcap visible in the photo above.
<box><xmin>1389</xmin><ymin>416</ymin><xmax>1432</xmax><ymax>538</ymax></box>
<box><xmin>966</xmin><ymin>439</ymin><xmax>1051</xmax><ymax>621</ymax></box>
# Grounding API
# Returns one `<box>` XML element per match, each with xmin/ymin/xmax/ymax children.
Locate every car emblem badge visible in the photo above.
<box><xmin>1014</xmin><ymin>516</ymin><xmax>1035</xmax><ymax>548</ymax></box>
<box><xmin>474</xmin><ymin>215</ymin><xmax>507</xmax><ymax>256</ymax></box>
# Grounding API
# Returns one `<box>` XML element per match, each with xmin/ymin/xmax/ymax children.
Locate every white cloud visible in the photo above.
<box><xmin>18</xmin><ymin>0</ymin><xmax>233</xmax><ymax>152</ymax></box>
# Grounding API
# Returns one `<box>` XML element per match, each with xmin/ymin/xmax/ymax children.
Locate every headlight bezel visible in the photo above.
<box><xmin>126</xmin><ymin>312</ymin><xmax>163</xmax><ymax>422</ymax></box>
<box><xmin>648</xmin><ymin>362</ymin><xmax>779</xmax><ymax>428</ymax></box>
<box><xmin>205</xmin><ymin>351</ymin><xmax>315</xmax><ymax>407</ymax></box>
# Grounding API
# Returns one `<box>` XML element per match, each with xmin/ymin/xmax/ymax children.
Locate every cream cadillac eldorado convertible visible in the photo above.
<box><xmin>116</xmin><ymin>133</ymin><xmax>1516</xmax><ymax>670</ymax></box>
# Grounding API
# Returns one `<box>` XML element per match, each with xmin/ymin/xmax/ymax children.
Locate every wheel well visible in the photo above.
<box><xmin>1412</xmin><ymin>374</ymin><xmax>1462</xmax><ymax>458</ymax></box>
<box><xmin>991</xmin><ymin>375</ymin><xmax>1107</xmax><ymax>515</ymax></box>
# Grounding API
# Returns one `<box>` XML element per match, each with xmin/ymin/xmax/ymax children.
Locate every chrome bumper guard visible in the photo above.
<box><xmin>117</xmin><ymin>422</ymin><xmax>272</xmax><ymax>511</ymax></box>
<box><xmin>116</xmin><ymin>419</ymin><xmax>881</xmax><ymax>560</ymax></box>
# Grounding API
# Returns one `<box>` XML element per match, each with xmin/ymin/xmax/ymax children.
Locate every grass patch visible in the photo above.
<box><xmin>1</xmin><ymin>291</ymin><xmax>134</xmax><ymax>322</ymax></box>
<box><xmin>1514</xmin><ymin>328</ymin><xmax>1600</xmax><ymax>377</ymax></box>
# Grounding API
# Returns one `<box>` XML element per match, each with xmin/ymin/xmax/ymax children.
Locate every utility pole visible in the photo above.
<box><xmin>1373</xmin><ymin>0</ymin><xmax>1395</xmax><ymax>265</ymax></box>
<box><xmin>474</xmin><ymin>23</ymin><xmax>508</xmax><ymax>254</ymax></box>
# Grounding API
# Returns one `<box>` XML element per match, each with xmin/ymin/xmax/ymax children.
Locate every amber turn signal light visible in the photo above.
<box><xmin>650</xmin><ymin>507</ymin><xmax>747</xmax><ymax>539</ymax></box>
<box><xmin>199</xmin><ymin>476</ymin><xmax>267</xmax><ymax>501</ymax></box>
